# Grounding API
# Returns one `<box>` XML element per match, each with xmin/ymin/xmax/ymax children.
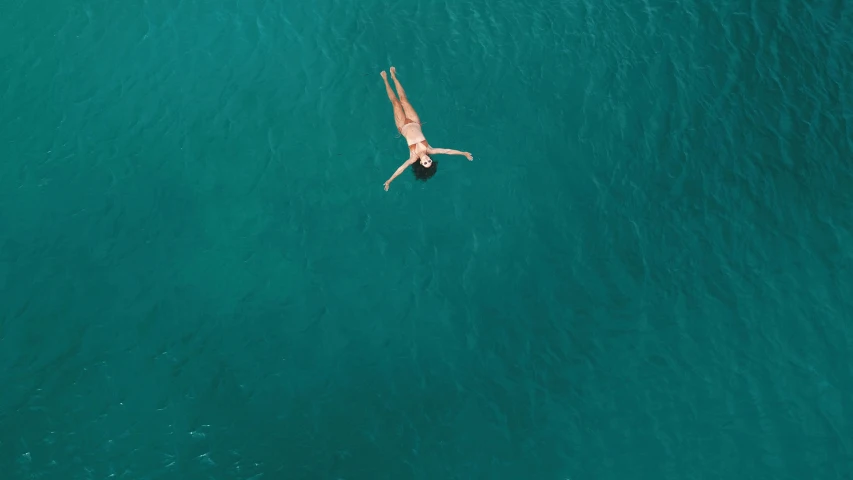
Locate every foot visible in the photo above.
<box><xmin>380</xmin><ymin>70</ymin><xmax>387</xmax><ymax>80</ymax></box>
<box><xmin>390</xmin><ymin>66</ymin><xmax>397</xmax><ymax>78</ymax></box>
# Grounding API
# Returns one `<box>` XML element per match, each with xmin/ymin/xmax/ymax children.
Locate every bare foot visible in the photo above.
<box><xmin>390</xmin><ymin>66</ymin><xmax>397</xmax><ymax>78</ymax></box>
<box><xmin>380</xmin><ymin>70</ymin><xmax>387</xmax><ymax>79</ymax></box>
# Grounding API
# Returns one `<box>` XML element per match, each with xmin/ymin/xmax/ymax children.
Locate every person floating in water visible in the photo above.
<box><xmin>380</xmin><ymin>67</ymin><xmax>473</xmax><ymax>191</ymax></box>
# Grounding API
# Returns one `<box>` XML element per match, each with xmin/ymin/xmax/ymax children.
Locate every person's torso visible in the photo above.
<box><xmin>401</xmin><ymin>122</ymin><xmax>426</xmax><ymax>146</ymax></box>
<box><xmin>408</xmin><ymin>140</ymin><xmax>429</xmax><ymax>157</ymax></box>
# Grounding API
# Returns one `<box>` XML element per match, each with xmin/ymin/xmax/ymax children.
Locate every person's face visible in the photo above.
<box><xmin>420</xmin><ymin>154</ymin><xmax>433</xmax><ymax>168</ymax></box>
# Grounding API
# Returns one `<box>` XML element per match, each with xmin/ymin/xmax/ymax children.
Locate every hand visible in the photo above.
<box><xmin>384</xmin><ymin>180</ymin><xmax>390</xmax><ymax>191</ymax></box>
<box><xmin>464</xmin><ymin>152</ymin><xmax>473</xmax><ymax>161</ymax></box>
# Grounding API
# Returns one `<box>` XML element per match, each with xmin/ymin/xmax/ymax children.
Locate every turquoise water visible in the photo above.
<box><xmin>2</xmin><ymin>0</ymin><xmax>852</xmax><ymax>478</ymax></box>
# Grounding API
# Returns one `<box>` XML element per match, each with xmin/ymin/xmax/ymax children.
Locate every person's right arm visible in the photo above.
<box><xmin>427</xmin><ymin>147</ymin><xmax>473</xmax><ymax>160</ymax></box>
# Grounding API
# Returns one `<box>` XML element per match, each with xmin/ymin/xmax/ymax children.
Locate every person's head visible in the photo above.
<box><xmin>411</xmin><ymin>154</ymin><xmax>437</xmax><ymax>181</ymax></box>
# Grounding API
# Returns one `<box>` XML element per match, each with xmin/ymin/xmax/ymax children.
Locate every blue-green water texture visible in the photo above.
<box><xmin>2</xmin><ymin>0</ymin><xmax>852</xmax><ymax>478</ymax></box>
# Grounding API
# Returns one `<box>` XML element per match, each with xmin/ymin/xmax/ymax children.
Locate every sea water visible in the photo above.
<box><xmin>1</xmin><ymin>0</ymin><xmax>851</xmax><ymax>478</ymax></box>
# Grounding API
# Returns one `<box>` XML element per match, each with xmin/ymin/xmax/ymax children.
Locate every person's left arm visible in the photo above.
<box><xmin>383</xmin><ymin>154</ymin><xmax>416</xmax><ymax>191</ymax></box>
<box><xmin>427</xmin><ymin>147</ymin><xmax>473</xmax><ymax>160</ymax></box>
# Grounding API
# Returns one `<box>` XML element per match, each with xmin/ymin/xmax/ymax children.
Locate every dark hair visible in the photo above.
<box><xmin>411</xmin><ymin>159</ymin><xmax>438</xmax><ymax>181</ymax></box>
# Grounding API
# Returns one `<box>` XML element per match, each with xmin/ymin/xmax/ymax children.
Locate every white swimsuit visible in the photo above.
<box><xmin>400</xmin><ymin>122</ymin><xmax>426</xmax><ymax>146</ymax></box>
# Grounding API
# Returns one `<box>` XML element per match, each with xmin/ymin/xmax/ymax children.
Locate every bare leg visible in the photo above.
<box><xmin>390</xmin><ymin>67</ymin><xmax>420</xmax><ymax>123</ymax></box>
<box><xmin>381</xmin><ymin>71</ymin><xmax>406</xmax><ymax>130</ymax></box>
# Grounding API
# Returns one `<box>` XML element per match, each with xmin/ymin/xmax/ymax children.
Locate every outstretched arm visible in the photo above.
<box><xmin>384</xmin><ymin>155</ymin><xmax>416</xmax><ymax>191</ymax></box>
<box><xmin>427</xmin><ymin>147</ymin><xmax>473</xmax><ymax>160</ymax></box>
